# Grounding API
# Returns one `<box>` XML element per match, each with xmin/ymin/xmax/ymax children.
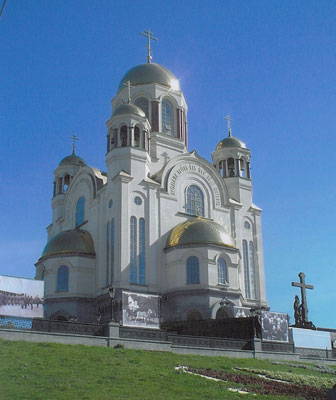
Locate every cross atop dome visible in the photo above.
<box><xmin>139</xmin><ymin>29</ymin><xmax>158</xmax><ymax>64</ymax></box>
<box><xmin>69</xmin><ymin>135</ymin><xmax>79</xmax><ymax>154</ymax></box>
<box><xmin>225</xmin><ymin>115</ymin><xmax>232</xmax><ymax>137</ymax></box>
<box><xmin>123</xmin><ymin>80</ymin><xmax>134</xmax><ymax>103</ymax></box>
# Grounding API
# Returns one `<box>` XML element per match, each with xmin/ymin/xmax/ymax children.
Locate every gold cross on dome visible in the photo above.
<box><xmin>123</xmin><ymin>80</ymin><xmax>134</xmax><ymax>103</ymax></box>
<box><xmin>140</xmin><ymin>29</ymin><xmax>158</xmax><ymax>64</ymax></box>
<box><xmin>69</xmin><ymin>134</ymin><xmax>79</xmax><ymax>154</ymax></box>
<box><xmin>225</xmin><ymin>115</ymin><xmax>233</xmax><ymax>137</ymax></box>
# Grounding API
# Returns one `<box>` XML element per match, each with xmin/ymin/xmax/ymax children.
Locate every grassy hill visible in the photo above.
<box><xmin>0</xmin><ymin>338</ymin><xmax>335</xmax><ymax>400</ymax></box>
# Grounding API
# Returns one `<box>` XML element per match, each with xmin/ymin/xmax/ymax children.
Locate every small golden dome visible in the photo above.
<box><xmin>166</xmin><ymin>217</ymin><xmax>234</xmax><ymax>249</ymax></box>
<box><xmin>41</xmin><ymin>229</ymin><xmax>95</xmax><ymax>259</ymax></box>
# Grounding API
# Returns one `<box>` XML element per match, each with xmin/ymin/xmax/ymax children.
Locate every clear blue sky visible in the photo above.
<box><xmin>1</xmin><ymin>1</ymin><xmax>335</xmax><ymax>328</ymax></box>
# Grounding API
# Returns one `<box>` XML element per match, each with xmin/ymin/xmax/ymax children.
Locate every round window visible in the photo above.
<box><xmin>134</xmin><ymin>196</ymin><xmax>142</xmax><ymax>205</ymax></box>
<box><xmin>244</xmin><ymin>221</ymin><xmax>251</xmax><ymax>229</ymax></box>
<box><xmin>108</xmin><ymin>199</ymin><xmax>113</xmax><ymax>209</ymax></box>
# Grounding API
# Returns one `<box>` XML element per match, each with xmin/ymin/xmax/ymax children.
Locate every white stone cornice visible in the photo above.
<box><xmin>112</xmin><ymin>170</ymin><xmax>134</xmax><ymax>183</ymax></box>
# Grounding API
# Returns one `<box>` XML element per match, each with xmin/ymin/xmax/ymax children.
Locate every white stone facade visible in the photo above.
<box><xmin>35</xmin><ymin>62</ymin><xmax>268</xmax><ymax>323</ymax></box>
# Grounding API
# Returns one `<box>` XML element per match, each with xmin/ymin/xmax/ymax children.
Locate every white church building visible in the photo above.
<box><xmin>35</xmin><ymin>40</ymin><xmax>268</xmax><ymax>324</ymax></box>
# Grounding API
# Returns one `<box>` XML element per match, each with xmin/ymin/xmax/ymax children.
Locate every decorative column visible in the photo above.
<box><xmin>246</xmin><ymin>162</ymin><xmax>251</xmax><ymax>179</ymax></box>
<box><xmin>184</xmin><ymin>118</ymin><xmax>188</xmax><ymax>147</ymax></box>
<box><xmin>236</xmin><ymin>159</ymin><xmax>240</xmax><ymax>177</ymax></box>
<box><xmin>129</xmin><ymin>126</ymin><xmax>134</xmax><ymax>147</ymax></box>
<box><xmin>176</xmin><ymin>108</ymin><xmax>183</xmax><ymax>139</ymax></box>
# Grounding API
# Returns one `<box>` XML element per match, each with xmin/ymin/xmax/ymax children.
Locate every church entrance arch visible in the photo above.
<box><xmin>216</xmin><ymin>306</ymin><xmax>234</xmax><ymax>320</ymax></box>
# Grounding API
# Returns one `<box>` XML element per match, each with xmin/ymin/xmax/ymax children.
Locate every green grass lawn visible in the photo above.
<box><xmin>0</xmin><ymin>339</ymin><xmax>334</xmax><ymax>400</ymax></box>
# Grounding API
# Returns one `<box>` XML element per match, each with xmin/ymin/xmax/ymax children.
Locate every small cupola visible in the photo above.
<box><xmin>212</xmin><ymin>116</ymin><xmax>251</xmax><ymax>180</ymax></box>
<box><xmin>53</xmin><ymin>137</ymin><xmax>86</xmax><ymax>197</ymax></box>
<box><xmin>106</xmin><ymin>91</ymin><xmax>151</xmax><ymax>153</ymax></box>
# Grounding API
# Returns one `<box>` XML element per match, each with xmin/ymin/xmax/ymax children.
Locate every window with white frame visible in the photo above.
<box><xmin>186</xmin><ymin>185</ymin><xmax>204</xmax><ymax>217</ymax></box>
<box><xmin>217</xmin><ymin>257</ymin><xmax>227</xmax><ymax>284</ymax></box>
<box><xmin>186</xmin><ymin>256</ymin><xmax>200</xmax><ymax>284</ymax></box>
<box><xmin>56</xmin><ymin>265</ymin><xmax>69</xmax><ymax>292</ymax></box>
<box><xmin>161</xmin><ymin>99</ymin><xmax>173</xmax><ymax>135</ymax></box>
<box><xmin>76</xmin><ymin>196</ymin><xmax>85</xmax><ymax>227</ymax></box>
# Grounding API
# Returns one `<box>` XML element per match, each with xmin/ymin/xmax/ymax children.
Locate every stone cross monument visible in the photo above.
<box><xmin>291</xmin><ymin>272</ymin><xmax>316</xmax><ymax>329</ymax></box>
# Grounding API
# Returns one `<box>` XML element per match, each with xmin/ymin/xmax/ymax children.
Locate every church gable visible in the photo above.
<box><xmin>161</xmin><ymin>151</ymin><xmax>229</xmax><ymax>213</ymax></box>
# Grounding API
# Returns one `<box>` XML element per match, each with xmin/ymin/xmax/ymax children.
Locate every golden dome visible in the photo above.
<box><xmin>166</xmin><ymin>217</ymin><xmax>234</xmax><ymax>249</ymax></box>
<box><xmin>41</xmin><ymin>229</ymin><xmax>95</xmax><ymax>259</ymax></box>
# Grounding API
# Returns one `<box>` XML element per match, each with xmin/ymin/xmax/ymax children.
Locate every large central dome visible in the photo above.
<box><xmin>166</xmin><ymin>218</ymin><xmax>235</xmax><ymax>249</ymax></box>
<box><xmin>118</xmin><ymin>63</ymin><xmax>180</xmax><ymax>92</ymax></box>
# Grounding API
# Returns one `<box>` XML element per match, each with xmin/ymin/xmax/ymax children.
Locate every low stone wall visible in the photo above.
<box><xmin>295</xmin><ymin>347</ymin><xmax>334</xmax><ymax>359</ymax></box>
<box><xmin>32</xmin><ymin>319</ymin><xmax>105</xmax><ymax>336</ymax></box>
<box><xmin>262</xmin><ymin>341</ymin><xmax>294</xmax><ymax>353</ymax></box>
<box><xmin>1</xmin><ymin>327</ymin><xmax>336</xmax><ymax>363</ymax></box>
<box><xmin>120</xmin><ymin>327</ymin><xmax>167</xmax><ymax>342</ymax></box>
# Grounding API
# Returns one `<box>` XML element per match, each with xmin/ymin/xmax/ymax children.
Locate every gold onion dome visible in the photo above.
<box><xmin>112</xmin><ymin>103</ymin><xmax>146</xmax><ymax>118</ymax></box>
<box><xmin>166</xmin><ymin>217</ymin><xmax>234</xmax><ymax>249</ymax></box>
<box><xmin>59</xmin><ymin>154</ymin><xmax>86</xmax><ymax>167</ymax></box>
<box><xmin>118</xmin><ymin>63</ymin><xmax>180</xmax><ymax>92</ymax></box>
<box><xmin>216</xmin><ymin>136</ymin><xmax>246</xmax><ymax>150</ymax></box>
<box><xmin>41</xmin><ymin>229</ymin><xmax>95</xmax><ymax>259</ymax></box>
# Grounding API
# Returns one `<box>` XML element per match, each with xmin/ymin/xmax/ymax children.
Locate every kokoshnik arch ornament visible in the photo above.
<box><xmin>35</xmin><ymin>30</ymin><xmax>268</xmax><ymax>324</ymax></box>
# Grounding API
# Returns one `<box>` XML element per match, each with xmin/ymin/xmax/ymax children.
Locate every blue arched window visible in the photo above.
<box><xmin>242</xmin><ymin>240</ymin><xmax>257</xmax><ymax>300</ymax></box>
<box><xmin>76</xmin><ymin>196</ymin><xmax>85</xmax><ymax>226</ymax></box>
<box><xmin>249</xmin><ymin>241</ymin><xmax>257</xmax><ymax>299</ymax></box>
<box><xmin>162</xmin><ymin>99</ymin><xmax>173</xmax><ymax>135</ymax></box>
<box><xmin>242</xmin><ymin>240</ymin><xmax>250</xmax><ymax>298</ymax></box>
<box><xmin>130</xmin><ymin>216</ymin><xmax>137</xmax><ymax>284</ymax></box>
<box><xmin>186</xmin><ymin>256</ymin><xmax>200</xmax><ymax>284</ymax></box>
<box><xmin>106</xmin><ymin>221</ymin><xmax>110</xmax><ymax>286</ymax></box>
<box><xmin>139</xmin><ymin>218</ymin><xmax>146</xmax><ymax>285</ymax></box>
<box><xmin>57</xmin><ymin>265</ymin><xmax>69</xmax><ymax>292</ymax></box>
<box><xmin>111</xmin><ymin>218</ymin><xmax>115</xmax><ymax>284</ymax></box>
<box><xmin>186</xmin><ymin>185</ymin><xmax>204</xmax><ymax>217</ymax></box>
<box><xmin>217</xmin><ymin>257</ymin><xmax>227</xmax><ymax>284</ymax></box>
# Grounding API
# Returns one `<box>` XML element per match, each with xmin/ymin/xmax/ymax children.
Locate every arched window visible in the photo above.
<box><xmin>249</xmin><ymin>241</ymin><xmax>257</xmax><ymax>299</ymax></box>
<box><xmin>186</xmin><ymin>256</ymin><xmax>200</xmax><ymax>284</ymax></box>
<box><xmin>134</xmin><ymin>126</ymin><xmax>140</xmax><ymax>148</ymax></box>
<box><xmin>76</xmin><ymin>196</ymin><xmax>85</xmax><ymax>226</ymax></box>
<box><xmin>111</xmin><ymin>218</ymin><xmax>115</xmax><ymax>283</ymax></box>
<box><xmin>134</xmin><ymin>97</ymin><xmax>149</xmax><ymax>118</ymax></box>
<box><xmin>216</xmin><ymin>306</ymin><xmax>232</xmax><ymax>319</ymax></box>
<box><xmin>161</xmin><ymin>99</ymin><xmax>173</xmax><ymax>135</ymax></box>
<box><xmin>217</xmin><ymin>257</ymin><xmax>227</xmax><ymax>284</ymax></box>
<box><xmin>186</xmin><ymin>185</ymin><xmax>204</xmax><ymax>217</ymax></box>
<box><xmin>57</xmin><ymin>266</ymin><xmax>69</xmax><ymax>292</ymax></box>
<box><xmin>120</xmin><ymin>125</ymin><xmax>128</xmax><ymax>147</ymax></box>
<box><xmin>240</xmin><ymin>158</ymin><xmax>246</xmax><ymax>178</ymax></box>
<box><xmin>63</xmin><ymin>175</ymin><xmax>71</xmax><ymax>192</ymax></box>
<box><xmin>242</xmin><ymin>240</ymin><xmax>250</xmax><ymax>298</ymax></box>
<box><xmin>130</xmin><ymin>216</ymin><xmax>137</xmax><ymax>284</ymax></box>
<box><xmin>57</xmin><ymin>177</ymin><xmax>63</xmax><ymax>195</ymax></box>
<box><xmin>138</xmin><ymin>218</ymin><xmax>146</xmax><ymax>285</ymax></box>
<box><xmin>228</xmin><ymin>157</ymin><xmax>236</xmax><ymax>177</ymax></box>
<box><xmin>106</xmin><ymin>221</ymin><xmax>110</xmax><ymax>286</ymax></box>
<box><xmin>243</xmin><ymin>240</ymin><xmax>257</xmax><ymax>300</ymax></box>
